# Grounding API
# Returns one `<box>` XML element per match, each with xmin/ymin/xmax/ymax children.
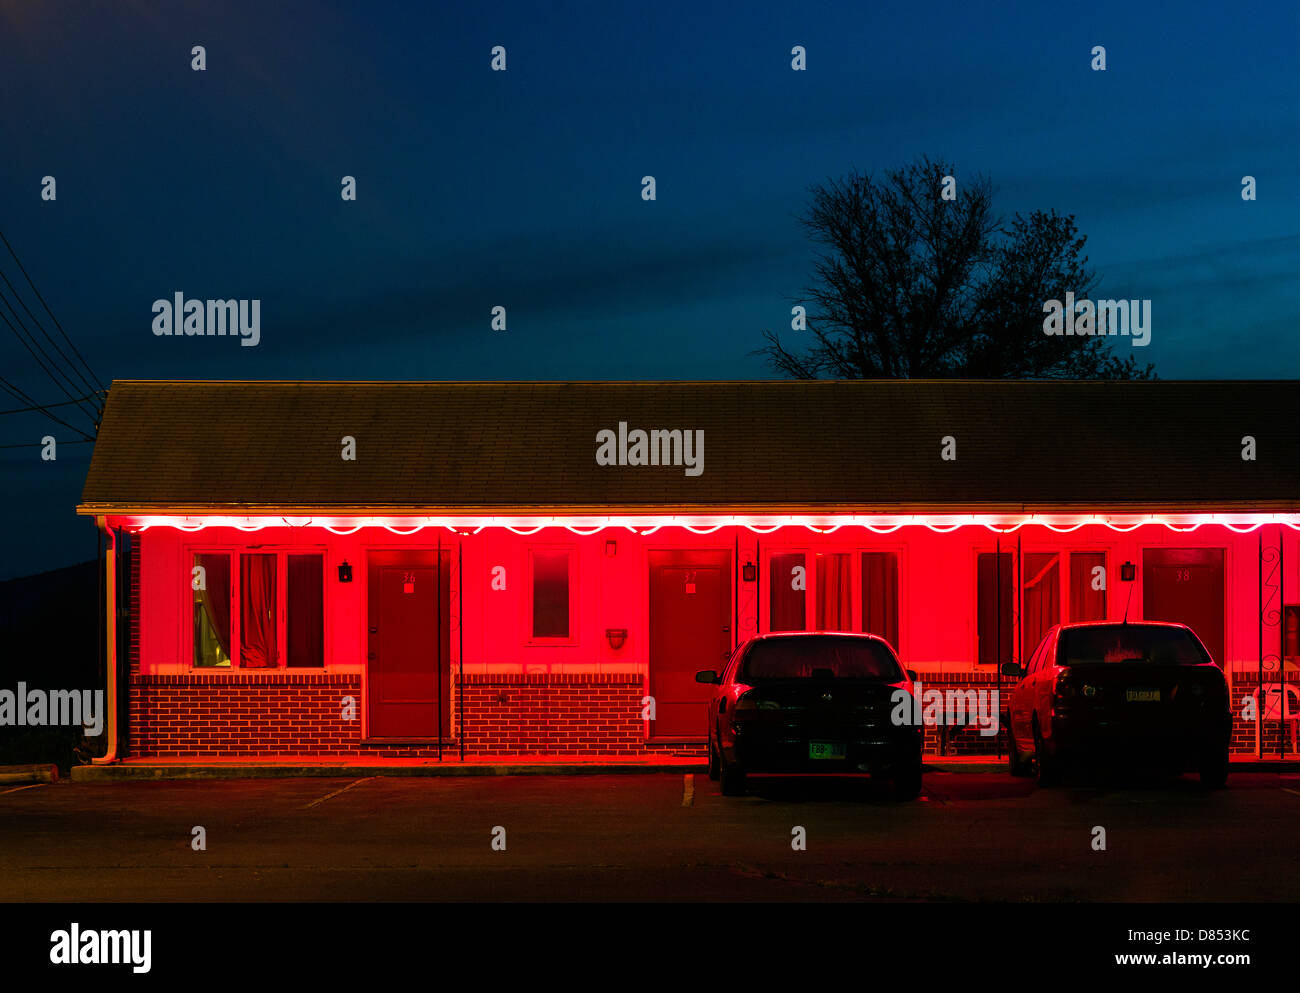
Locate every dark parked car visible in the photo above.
<box><xmin>695</xmin><ymin>632</ymin><xmax>923</xmax><ymax>799</ymax></box>
<box><xmin>1003</xmin><ymin>621</ymin><xmax>1232</xmax><ymax>787</ymax></box>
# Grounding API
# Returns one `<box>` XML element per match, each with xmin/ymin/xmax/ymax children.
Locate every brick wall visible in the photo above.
<box><xmin>1228</xmin><ymin>671</ymin><xmax>1300</xmax><ymax>756</ymax></box>
<box><xmin>457</xmin><ymin>673</ymin><xmax>644</xmax><ymax>756</ymax></box>
<box><xmin>127</xmin><ymin>671</ymin><xmax>677</xmax><ymax>758</ymax></box>
<box><xmin>126</xmin><ymin>666</ymin><xmax>1290</xmax><ymax>760</ymax></box>
<box><xmin>915</xmin><ymin>670</ymin><xmax>1295</xmax><ymax>757</ymax></box>
<box><xmin>123</xmin><ymin>669</ymin><xmax>1005</xmax><ymax>760</ymax></box>
<box><xmin>912</xmin><ymin>671</ymin><xmax>1007</xmax><ymax>756</ymax></box>
<box><xmin>130</xmin><ymin>673</ymin><xmax>363</xmax><ymax>758</ymax></box>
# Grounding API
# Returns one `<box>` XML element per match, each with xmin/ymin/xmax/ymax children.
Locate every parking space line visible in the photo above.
<box><xmin>681</xmin><ymin>774</ymin><xmax>694</xmax><ymax>807</ymax></box>
<box><xmin>0</xmin><ymin>783</ymin><xmax>46</xmax><ymax>796</ymax></box>
<box><xmin>1282</xmin><ymin>788</ymin><xmax>1300</xmax><ymax>798</ymax></box>
<box><xmin>304</xmin><ymin>777</ymin><xmax>374</xmax><ymax>809</ymax></box>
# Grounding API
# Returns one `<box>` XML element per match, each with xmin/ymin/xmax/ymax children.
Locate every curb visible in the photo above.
<box><xmin>66</xmin><ymin>758</ymin><xmax>1300</xmax><ymax>782</ymax></box>
<box><xmin>71</xmin><ymin>762</ymin><xmax>707</xmax><ymax>782</ymax></box>
<box><xmin>925</xmin><ymin>758</ymin><xmax>1298</xmax><ymax>774</ymax></box>
<box><xmin>925</xmin><ymin>762</ymin><xmax>1004</xmax><ymax>774</ymax></box>
<box><xmin>0</xmin><ymin>764</ymin><xmax>59</xmax><ymax>785</ymax></box>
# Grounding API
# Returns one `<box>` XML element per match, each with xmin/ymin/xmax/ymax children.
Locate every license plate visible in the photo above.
<box><xmin>809</xmin><ymin>741</ymin><xmax>846</xmax><ymax>760</ymax></box>
<box><xmin>1126</xmin><ymin>688</ymin><xmax>1160</xmax><ymax>702</ymax></box>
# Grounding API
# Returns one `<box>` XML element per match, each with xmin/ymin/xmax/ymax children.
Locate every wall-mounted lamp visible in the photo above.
<box><xmin>605</xmin><ymin>539</ymin><xmax>617</xmax><ymax>557</ymax></box>
<box><xmin>1120</xmin><ymin>561</ymin><xmax>1136</xmax><ymax>582</ymax></box>
<box><xmin>742</xmin><ymin>561</ymin><xmax>756</xmax><ymax>582</ymax></box>
<box><xmin>338</xmin><ymin>560</ymin><xmax>353</xmax><ymax>583</ymax></box>
<box><xmin>605</xmin><ymin>628</ymin><xmax>627</xmax><ymax>651</ymax></box>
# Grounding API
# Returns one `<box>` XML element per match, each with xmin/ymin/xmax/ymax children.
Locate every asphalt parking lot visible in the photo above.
<box><xmin>2</xmin><ymin>771</ymin><xmax>1298</xmax><ymax>901</ymax></box>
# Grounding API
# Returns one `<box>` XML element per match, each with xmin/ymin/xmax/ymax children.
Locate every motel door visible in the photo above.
<box><xmin>1142</xmin><ymin>548</ymin><xmax>1225</xmax><ymax>666</ymax></box>
<box><xmin>648</xmin><ymin>549</ymin><xmax>732</xmax><ymax>739</ymax></box>
<box><xmin>367</xmin><ymin>550</ymin><xmax>452</xmax><ymax>738</ymax></box>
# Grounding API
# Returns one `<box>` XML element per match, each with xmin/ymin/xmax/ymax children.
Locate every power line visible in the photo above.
<box><xmin>0</xmin><ymin>376</ymin><xmax>95</xmax><ymax>440</ymax></box>
<box><xmin>0</xmin><ymin>391</ymin><xmax>104</xmax><ymax>417</ymax></box>
<box><xmin>0</xmin><ymin>227</ymin><xmax>106</xmax><ymax>438</ymax></box>
<box><xmin>0</xmin><ymin>265</ymin><xmax>101</xmax><ymax>403</ymax></box>
<box><xmin>0</xmin><ymin>226</ymin><xmax>104</xmax><ymax>392</ymax></box>
<box><xmin>0</xmin><ymin>294</ymin><xmax>101</xmax><ymax>428</ymax></box>
<box><xmin>0</xmin><ymin>438</ymin><xmax>95</xmax><ymax>450</ymax></box>
<box><xmin>0</xmin><ymin>280</ymin><xmax>102</xmax><ymax>419</ymax></box>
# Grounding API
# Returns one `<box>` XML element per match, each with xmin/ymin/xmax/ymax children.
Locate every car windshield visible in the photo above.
<box><xmin>740</xmin><ymin>636</ymin><xmax>903</xmax><ymax>681</ymax></box>
<box><xmin>1058</xmin><ymin>626</ymin><xmax>1211</xmax><ymax>666</ymax></box>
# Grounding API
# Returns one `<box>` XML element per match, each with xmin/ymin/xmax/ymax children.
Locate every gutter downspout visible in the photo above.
<box><xmin>92</xmin><ymin>516</ymin><xmax>119</xmax><ymax>764</ymax></box>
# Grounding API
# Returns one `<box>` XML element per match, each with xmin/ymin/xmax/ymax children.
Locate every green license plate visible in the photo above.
<box><xmin>809</xmin><ymin>741</ymin><xmax>846</xmax><ymax>760</ymax></box>
<box><xmin>1126</xmin><ymin>688</ymin><xmax>1160</xmax><ymax>702</ymax></box>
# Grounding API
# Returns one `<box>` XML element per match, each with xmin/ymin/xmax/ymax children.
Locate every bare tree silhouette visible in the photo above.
<box><xmin>759</xmin><ymin>156</ymin><xmax>1156</xmax><ymax>380</ymax></box>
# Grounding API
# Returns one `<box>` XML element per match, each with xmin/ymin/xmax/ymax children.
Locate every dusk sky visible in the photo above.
<box><xmin>1</xmin><ymin>0</ymin><xmax>1297</xmax><ymax>578</ymax></box>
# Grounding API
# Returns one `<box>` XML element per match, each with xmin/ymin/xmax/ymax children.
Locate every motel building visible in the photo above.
<box><xmin>78</xmin><ymin>379</ymin><xmax>1300</xmax><ymax>764</ymax></box>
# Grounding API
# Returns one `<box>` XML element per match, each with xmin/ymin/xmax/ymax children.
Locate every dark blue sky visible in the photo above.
<box><xmin>1</xmin><ymin>0</ymin><xmax>1297</xmax><ymax>578</ymax></box>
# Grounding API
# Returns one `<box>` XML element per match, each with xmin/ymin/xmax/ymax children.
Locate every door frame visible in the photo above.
<box><xmin>1140</xmin><ymin>545</ymin><xmax>1227</xmax><ymax>666</ymax></box>
<box><xmin>362</xmin><ymin>547</ymin><xmax>454</xmax><ymax>742</ymax></box>
<box><xmin>645</xmin><ymin>547</ymin><xmax>733</xmax><ymax>742</ymax></box>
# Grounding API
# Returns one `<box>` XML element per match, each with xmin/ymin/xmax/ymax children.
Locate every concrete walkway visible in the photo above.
<box><xmin>72</xmin><ymin>756</ymin><xmax>705</xmax><ymax>781</ymax></box>
<box><xmin>68</xmin><ymin>752</ymin><xmax>1300</xmax><ymax>781</ymax></box>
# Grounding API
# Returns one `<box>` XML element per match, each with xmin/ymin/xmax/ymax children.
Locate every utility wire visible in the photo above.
<box><xmin>0</xmin><ymin>376</ymin><xmax>95</xmax><ymax>440</ymax></box>
<box><xmin>0</xmin><ymin>264</ymin><xmax>101</xmax><ymax>403</ymax></box>
<box><xmin>0</xmin><ymin>296</ymin><xmax>101</xmax><ymax>428</ymax></box>
<box><xmin>0</xmin><ymin>282</ymin><xmax>101</xmax><ymax>418</ymax></box>
<box><xmin>0</xmin><ymin>226</ymin><xmax>104</xmax><ymax>392</ymax></box>
<box><xmin>0</xmin><ymin>438</ymin><xmax>95</xmax><ymax>450</ymax></box>
<box><xmin>0</xmin><ymin>391</ymin><xmax>103</xmax><ymax>417</ymax></box>
<box><xmin>0</xmin><ymin>227</ymin><xmax>106</xmax><ymax>437</ymax></box>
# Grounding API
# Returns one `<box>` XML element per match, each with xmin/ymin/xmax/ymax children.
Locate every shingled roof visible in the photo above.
<box><xmin>77</xmin><ymin>379</ymin><xmax>1300</xmax><ymax>515</ymax></box>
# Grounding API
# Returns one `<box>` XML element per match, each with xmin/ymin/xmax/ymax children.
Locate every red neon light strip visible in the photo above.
<box><xmin>129</xmin><ymin>513</ymin><xmax>1300</xmax><ymax>535</ymax></box>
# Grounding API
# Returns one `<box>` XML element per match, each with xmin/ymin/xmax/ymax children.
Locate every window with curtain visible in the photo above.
<box><xmin>769</xmin><ymin>552</ymin><xmax>806</xmax><ymax>631</ymax></box>
<box><xmin>193</xmin><ymin>553</ymin><xmax>231</xmax><ymax>667</ymax></box>
<box><xmin>190</xmin><ymin>548</ymin><xmax>326</xmax><ymax>669</ymax></box>
<box><xmin>1022</xmin><ymin>552</ymin><xmax>1060</xmax><ymax>658</ymax></box>
<box><xmin>1284</xmin><ymin>605</ymin><xmax>1300</xmax><ymax>663</ymax></box>
<box><xmin>861</xmin><ymin>551</ymin><xmax>900</xmax><ymax>652</ymax></box>
<box><xmin>240</xmin><ymin>553</ymin><xmax>278</xmax><ymax>668</ymax></box>
<box><xmin>532</xmin><ymin>549</ymin><xmax>571</xmax><ymax>639</ymax></box>
<box><xmin>1069</xmin><ymin>551</ymin><xmax>1107</xmax><ymax>622</ymax></box>
<box><xmin>815</xmin><ymin>552</ymin><xmax>852</xmax><ymax>630</ymax></box>
<box><xmin>287</xmin><ymin>553</ymin><xmax>324</xmax><ymax>667</ymax></box>
<box><xmin>977</xmin><ymin>551</ymin><xmax>1013</xmax><ymax>664</ymax></box>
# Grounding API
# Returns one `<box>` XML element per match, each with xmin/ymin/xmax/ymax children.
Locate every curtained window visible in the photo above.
<box><xmin>977</xmin><ymin>552</ymin><xmax>1014</xmax><ymax>664</ymax></box>
<box><xmin>287</xmin><ymin>554</ymin><xmax>324</xmax><ymax>667</ymax></box>
<box><xmin>1069</xmin><ymin>552</ymin><xmax>1107</xmax><ymax>622</ymax></box>
<box><xmin>815</xmin><ymin>553</ymin><xmax>852</xmax><ymax>630</ymax></box>
<box><xmin>531</xmin><ymin>549</ymin><xmax>571</xmax><ymax>639</ymax></box>
<box><xmin>190</xmin><ymin>548</ymin><xmax>326</xmax><ymax>669</ymax></box>
<box><xmin>769</xmin><ymin>552</ymin><xmax>806</xmax><ymax>631</ymax></box>
<box><xmin>193</xmin><ymin>553</ymin><xmax>232</xmax><ymax>667</ymax></box>
<box><xmin>861</xmin><ymin>551</ymin><xmax>900</xmax><ymax>653</ymax></box>
<box><xmin>239</xmin><ymin>553</ymin><xmax>278</xmax><ymax>668</ymax></box>
<box><xmin>1022</xmin><ymin>552</ymin><xmax>1060</xmax><ymax>659</ymax></box>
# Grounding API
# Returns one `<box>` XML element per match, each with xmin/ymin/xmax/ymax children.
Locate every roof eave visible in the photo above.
<box><xmin>76</xmin><ymin>499</ymin><xmax>1300</xmax><ymax>518</ymax></box>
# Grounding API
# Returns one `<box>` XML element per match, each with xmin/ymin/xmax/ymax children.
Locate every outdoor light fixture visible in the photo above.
<box><xmin>605</xmin><ymin>539</ymin><xmax>617</xmax><ymax>556</ymax></box>
<box><xmin>742</xmin><ymin>561</ymin><xmax>756</xmax><ymax>582</ymax></box>
<box><xmin>1120</xmin><ymin>561</ymin><xmax>1136</xmax><ymax>582</ymax></box>
<box><xmin>605</xmin><ymin>628</ymin><xmax>627</xmax><ymax>650</ymax></box>
<box><xmin>338</xmin><ymin>560</ymin><xmax>353</xmax><ymax>583</ymax></box>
